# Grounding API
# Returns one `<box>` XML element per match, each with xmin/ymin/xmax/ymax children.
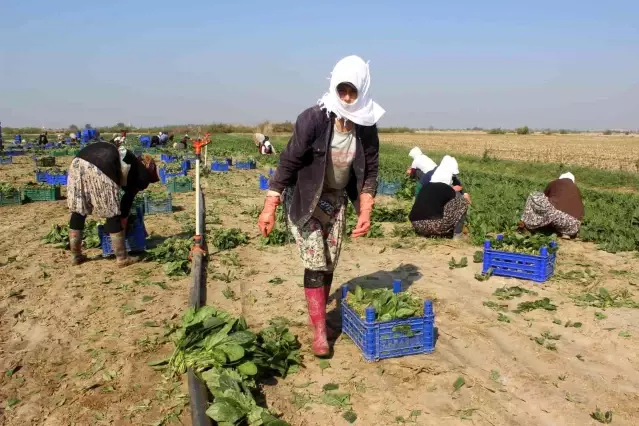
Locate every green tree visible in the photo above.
<box><xmin>515</xmin><ymin>126</ymin><xmax>530</xmax><ymax>135</ymax></box>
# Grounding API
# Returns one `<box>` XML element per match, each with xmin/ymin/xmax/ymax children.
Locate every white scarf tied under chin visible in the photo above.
<box><xmin>318</xmin><ymin>55</ymin><xmax>385</xmax><ymax>127</ymax></box>
<box><xmin>430</xmin><ymin>155</ymin><xmax>459</xmax><ymax>186</ymax></box>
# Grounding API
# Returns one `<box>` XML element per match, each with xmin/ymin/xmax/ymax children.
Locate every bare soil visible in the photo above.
<box><xmin>1</xmin><ymin>155</ymin><xmax>638</xmax><ymax>425</ymax></box>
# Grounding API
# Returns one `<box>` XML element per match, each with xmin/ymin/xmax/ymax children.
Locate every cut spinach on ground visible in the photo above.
<box><xmin>160</xmin><ymin>306</ymin><xmax>301</xmax><ymax>425</ymax></box>
<box><xmin>145</xmin><ymin>237</ymin><xmax>191</xmax><ymax>276</ymax></box>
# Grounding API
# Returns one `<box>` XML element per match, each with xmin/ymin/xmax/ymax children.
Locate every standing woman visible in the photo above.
<box><xmin>67</xmin><ymin>142</ymin><xmax>160</xmax><ymax>266</ymax></box>
<box><xmin>257</xmin><ymin>55</ymin><xmax>385</xmax><ymax>357</ymax></box>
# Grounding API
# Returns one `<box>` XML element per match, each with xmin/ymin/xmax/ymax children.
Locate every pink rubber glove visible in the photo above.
<box><xmin>258</xmin><ymin>195</ymin><xmax>281</xmax><ymax>237</ymax></box>
<box><xmin>352</xmin><ymin>193</ymin><xmax>375</xmax><ymax>239</ymax></box>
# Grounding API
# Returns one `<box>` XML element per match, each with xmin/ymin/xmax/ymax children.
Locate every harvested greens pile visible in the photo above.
<box><xmin>145</xmin><ymin>237</ymin><xmax>192</xmax><ymax>276</ymax></box>
<box><xmin>0</xmin><ymin>183</ymin><xmax>19</xmax><ymax>197</ymax></box>
<box><xmin>157</xmin><ymin>306</ymin><xmax>300</xmax><ymax>425</ymax></box>
<box><xmin>162</xmin><ymin>162</ymin><xmax>184</xmax><ymax>174</ymax></box>
<box><xmin>42</xmin><ymin>220</ymin><xmax>101</xmax><ymax>249</ymax></box>
<box><xmin>488</xmin><ymin>232</ymin><xmax>558</xmax><ymax>255</ymax></box>
<box><xmin>346</xmin><ymin>286</ymin><xmax>423</xmax><ymax>322</ymax></box>
<box><xmin>142</xmin><ymin>189</ymin><xmax>171</xmax><ymax>201</ymax></box>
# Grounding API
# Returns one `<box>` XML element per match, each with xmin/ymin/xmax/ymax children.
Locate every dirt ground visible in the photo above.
<box><xmin>1</xmin><ymin>155</ymin><xmax>639</xmax><ymax>425</ymax></box>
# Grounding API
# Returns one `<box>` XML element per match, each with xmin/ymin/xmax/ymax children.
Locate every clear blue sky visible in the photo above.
<box><xmin>1</xmin><ymin>0</ymin><xmax>637</xmax><ymax>130</ymax></box>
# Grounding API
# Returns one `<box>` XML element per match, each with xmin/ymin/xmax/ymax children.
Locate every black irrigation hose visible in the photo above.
<box><xmin>188</xmin><ymin>188</ymin><xmax>214</xmax><ymax>426</ymax></box>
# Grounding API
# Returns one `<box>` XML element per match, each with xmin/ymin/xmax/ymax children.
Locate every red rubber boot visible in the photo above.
<box><xmin>304</xmin><ymin>287</ymin><xmax>329</xmax><ymax>357</ymax></box>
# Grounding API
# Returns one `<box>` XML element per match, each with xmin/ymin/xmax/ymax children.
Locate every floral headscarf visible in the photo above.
<box><xmin>140</xmin><ymin>154</ymin><xmax>160</xmax><ymax>183</ymax></box>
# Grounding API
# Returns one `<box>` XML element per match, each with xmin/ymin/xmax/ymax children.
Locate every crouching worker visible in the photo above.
<box><xmin>254</xmin><ymin>133</ymin><xmax>276</xmax><ymax>155</ymax></box>
<box><xmin>409</xmin><ymin>164</ymin><xmax>470</xmax><ymax>239</ymax></box>
<box><xmin>520</xmin><ymin>172</ymin><xmax>584</xmax><ymax>239</ymax></box>
<box><xmin>406</xmin><ymin>147</ymin><xmax>437</xmax><ymax>181</ymax></box>
<box><xmin>67</xmin><ymin>142</ymin><xmax>160</xmax><ymax>266</ymax></box>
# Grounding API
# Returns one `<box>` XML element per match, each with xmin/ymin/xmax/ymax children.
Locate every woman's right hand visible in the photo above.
<box><xmin>258</xmin><ymin>192</ymin><xmax>281</xmax><ymax>237</ymax></box>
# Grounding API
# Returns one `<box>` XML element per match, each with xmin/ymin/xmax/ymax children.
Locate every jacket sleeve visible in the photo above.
<box><xmin>361</xmin><ymin>124</ymin><xmax>380</xmax><ymax>195</ymax></box>
<box><xmin>269</xmin><ymin>109</ymin><xmax>316</xmax><ymax>194</ymax></box>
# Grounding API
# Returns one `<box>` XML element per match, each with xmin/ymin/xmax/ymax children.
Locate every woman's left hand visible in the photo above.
<box><xmin>352</xmin><ymin>193</ymin><xmax>375</xmax><ymax>238</ymax></box>
<box><xmin>463</xmin><ymin>193</ymin><xmax>472</xmax><ymax>205</ymax></box>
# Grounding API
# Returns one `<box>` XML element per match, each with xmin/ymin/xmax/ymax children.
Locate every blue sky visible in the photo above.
<box><xmin>1</xmin><ymin>0</ymin><xmax>637</xmax><ymax>129</ymax></box>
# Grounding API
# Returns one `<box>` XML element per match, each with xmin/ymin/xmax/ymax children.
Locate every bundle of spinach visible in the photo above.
<box><xmin>489</xmin><ymin>232</ymin><xmax>558</xmax><ymax>255</ymax></box>
<box><xmin>42</xmin><ymin>220</ymin><xmax>101</xmax><ymax>249</ymax></box>
<box><xmin>143</xmin><ymin>190</ymin><xmax>170</xmax><ymax>201</ymax></box>
<box><xmin>162</xmin><ymin>162</ymin><xmax>184</xmax><ymax>173</ymax></box>
<box><xmin>346</xmin><ymin>285</ymin><xmax>423</xmax><ymax>322</ymax></box>
<box><xmin>145</xmin><ymin>237</ymin><xmax>191</xmax><ymax>276</ymax></box>
<box><xmin>0</xmin><ymin>183</ymin><xmax>18</xmax><ymax>197</ymax></box>
<box><xmin>210</xmin><ymin>228</ymin><xmax>249</xmax><ymax>250</ymax></box>
<box><xmin>162</xmin><ymin>306</ymin><xmax>300</xmax><ymax>425</ymax></box>
<box><xmin>167</xmin><ymin>176</ymin><xmax>192</xmax><ymax>184</ymax></box>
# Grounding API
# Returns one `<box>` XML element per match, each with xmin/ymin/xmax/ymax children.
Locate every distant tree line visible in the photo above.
<box><xmin>2</xmin><ymin>122</ymin><xmax>635</xmax><ymax>136</ymax></box>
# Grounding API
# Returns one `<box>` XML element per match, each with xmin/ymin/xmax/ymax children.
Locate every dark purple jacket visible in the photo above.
<box><xmin>269</xmin><ymin>105</ymin><xmax>380</xmax><ymax>227</ymax></box>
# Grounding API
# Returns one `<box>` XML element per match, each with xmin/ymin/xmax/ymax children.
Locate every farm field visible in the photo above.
<box><xmin>1</xmin><ymin>134</ymin><xmax>639</xmax><ymax>425</ymax></box>
<box><xmin>380</xmin><ymin>132</ymin><xmax>639</xmax><ymax>172</ymax></box>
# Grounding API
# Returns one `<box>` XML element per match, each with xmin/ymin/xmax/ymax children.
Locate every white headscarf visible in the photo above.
<box><xmin>430</xmin><ymin>155</ymin><xmax>459</xmax><ymax>185</ymax></box>
<box><xmin>318</xmin><ymin>55</ymin><xmax>385</xmax><ymax>126</ymax></box>
<box><xmin>409</xmin><ymin>147</ymin><xmax>437</xmax><ymax>173</ymax></box>
<box><xmin>559</xmin><ymin>172</ymin><xmax>575</xmax><ymax>182</ymax></box>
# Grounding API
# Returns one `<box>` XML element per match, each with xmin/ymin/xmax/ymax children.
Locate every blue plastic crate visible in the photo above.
<box><xmin>341</xmin><ymin>280</ymin><xmax>435</xmax><ymax>361</ymax></box>
<box><xmin>235</xmin><ymin>160</ymin><xmax>256</xmax><ymax>170</ymax></box>
<box><xmin>211</xmin><ymin>162</ymin><xmax>229</xmax><ymax>172</ymax></box>
<box><xmin>158</xmin><ymin>167</ymin><xmax>187</xmax><ymax>184</ymax></box>
<box><xmin>14</xmin><ymin>135</ymin><xmax>22</xmax><ymax>143</ymax></box>
<box><xmin>6</xmin><ymin>151</ymin><xmax>25</xmax><ymax>156</ymax></box>
<box><xmin>482</xmin><ymin>234</ymin><xmax>557</xmax><ymax>283</ymax></box>
<box><xmin>259</xmin><ymin>175</ymin><xmax>269</xmax><ymax>190</ymax></box>
<box><xmin>45</xmin><ymin>172</ymin><xmax>68</xmax><ymax>186</ymax></box>
<box><xmin>226</xmin><ymin>158</ymin><xmax>233</xmax><ymax>166</ymax></box>
<box><xmin>98</xmin><ymin>208</ymin><xmax>147</xmax><ymax>256</ymax></box>
<box><xmin>161</xmin><ymin>154</ymin><xmax>178</xmax><ymax>163</ymax></box>
<box><xmin>377</xmin><ymin>180</ymin><xmax>401</xmax><ymax>196</ymax></box>
<box><xmin>139</xmin><ymin>135</ymin><xmax>151</xmax><ymax>147</ymax></box>
<box><xmin>143</xmin><ymin>192</ymin><xmax>173</xmax><ymax>215</ymax></box>
<box><xmin>35</xmin><ymin>171</ymin><xmax>48</xmax><ymax>183</ymax></box>
<box><xmin>181</xmin><ymin>159</ymin><xmax>191</xmax><ymax>170</ymax></box>
<box><xmin>0</xmin><ymin>157</ymin><xmax>12</xmax><ymax>165</ymax></box>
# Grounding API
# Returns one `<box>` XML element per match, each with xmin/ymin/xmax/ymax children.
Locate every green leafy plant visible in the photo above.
<box><xmin>210</xmin><ymin>228</ymin><xmax>249</xmax><ymax>250</ymax></box>
<box><xmin>514</xmin><ymin>298</ymin><xmax>557</xmax><ymax>313</ymax></box>
<box><xmin>493</xmin><ymin>286</ymin><xmax>538</xmax><ymax>300</ymax></box>
<box><xmin>590</xmin><ymin>408</ymin><xmax>613</xmax><ymax>424</ymax></box>
<box><xmin>488</xmin><ymin>232</ymin><xmax>558</xmax><ymax>255</ymax></box>
<box><xmin>159</xmin><ymin>307</ymin><xmax>300</xmax><ymax>425</ymax></box>
<box><xmin>475</xmin><ymin>268</ymin><xmax>493</xmax><ymax>281</ymax></box>
<box><xmin>145</xmin><ymin>237</ymin><xmax>191</xmax><ymax>276</ymax></box>
<box><xmin>42</xmin><ymin>221</ymin><xmax>100</xmax><ymax>249</ymax></box>
<box><xmin>473</xmin><ymin>250</ymin><xmax>483</xmax><ymax>263</ymax></box>
<box><xmin>571</xmin><ymin>288</ymin><xmax>639</xmax><ymax>309</ymax></box>
<box><xmin>448</xmin><ymin>257</ymin><xmax>468</xmax><ymax>269</ymax></box>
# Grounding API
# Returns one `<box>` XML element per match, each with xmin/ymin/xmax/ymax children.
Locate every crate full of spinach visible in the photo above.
<box><xmin>341</xmin><ymin>280</ymin><xmax>435</xmax><ymax>361</ymax></box>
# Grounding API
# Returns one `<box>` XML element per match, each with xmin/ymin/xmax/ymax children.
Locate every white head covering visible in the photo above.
<box><xmin>254</xmin><ymin>133</ymin><xmax>266</xmax><ymax>144</ymax></box>
<box><xmin>318</xmin><ymin>55</ymin><xmax>385</xmax><ymax>126</ymax></box>
<box><xmin>409</xmin><ymin>146</ymin><xmax>437</xmax><ymax>173</ymax></box>
<box><xmin>430</xmin><ymin>155</ymin><xmax>459</xmax><ymax>185</ymax></box>
<box><xmin>559</xmin><ymin>172</ymin><xmax>575</xmax><ymax>182</ymax></box>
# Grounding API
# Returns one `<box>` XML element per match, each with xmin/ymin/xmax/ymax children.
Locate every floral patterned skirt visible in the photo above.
<box><xmin>285</xmin><ymin>188</ymin><xmax>347</xmax><ymax>272</ymax></box>
<box><xmin>411</xmin><ymin>196</ymin><xmax>469</xmax><ymax>237</ymax></box>
<box><xmin>67</xmin><ymin>157</ymin><xmax>121</xmax><ymax>218</ymax></box>
<box><xmin>521</xmin><ymin>192</ymin><xmax>580</xmax><ymax>236</ymax></box>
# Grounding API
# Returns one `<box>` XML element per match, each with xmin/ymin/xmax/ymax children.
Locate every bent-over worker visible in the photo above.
<box><xmin>67</xmin><ymin>142</ymin><xmax>160</xmax><ymax>266</ymax></box>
